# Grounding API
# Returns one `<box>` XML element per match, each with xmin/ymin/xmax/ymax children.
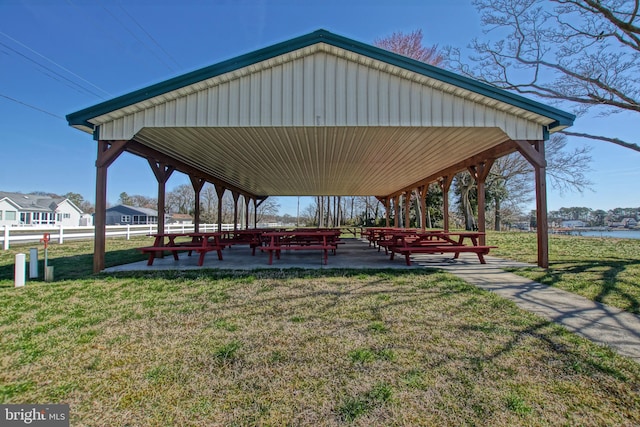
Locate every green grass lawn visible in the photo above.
<box><xmin>1</xmin><ymin>234</ymin><xmax>639</xmax><ymax>425</ymax></box>
<box><xmin>489</xmin><ymin>232</ymin><xmax>640</xmax><ymax>314</ymax></box>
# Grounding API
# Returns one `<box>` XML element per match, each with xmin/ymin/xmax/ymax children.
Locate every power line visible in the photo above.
<box><xmin>115</xmin><ymin>0</ymin><xmax>181</xmax><ymax>70</ymax></box>
<box><xmin>0</xmin><ymin>93</ymin><xmax>64</xmax><ymax>119</ymax></box>
<box><xmin>97</xmin><ymin>0</ymin><xmax>177</xmax><ymax>72</ymax></box>
<box><xmin>0</xmin><ymin>40</ymin><xmax>107</xmax><ymax>100</ymax></box>
<box><xmin>0</xmin><ymin>31</ymin><xmax>112</xmax><ymax>98</ymax></box>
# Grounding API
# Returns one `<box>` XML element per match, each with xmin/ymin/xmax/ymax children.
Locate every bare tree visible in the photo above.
<box><xmin>167</xmin><ymin>184</ymin><xmax>195</xmax><ymax>214</ymax></box>
<box><xmin>374</xmin><ymin>29</ymin><xmax>445</xmax><ymax>66</ymax></box>
<box><xmin>119</xmin><ymin>192</ymin><xmax>156</xmax><ymax>208</ymax></box>
<box><xmin>256</xmin><ymin>197</ymin><xmax>280</xmax><ymax>224</ymax></box>
<box><xmin>447</xmin><ymin>0</ymin><xmax>640</xmax><ymax>152</ymax></box>
<box><xmin>200</xmin><ymin>184</ymin><xmax>218</xmax><ymax>223</ymax></box>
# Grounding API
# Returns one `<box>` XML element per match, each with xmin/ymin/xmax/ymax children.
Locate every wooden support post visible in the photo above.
<box><xmin>215</xmin><ymin>185</ymin><xmax>226</xmax><ymax>232</ymax></box>
<box><xmin>419</xmin><ymin>186</ymin><xmax>427</xmax><ymax>231</ymax></box>
<box><xmin>254</xmin><ymin>198</ymin><xmax>258</xmax><ymax>228</ymax></box>
<box><xmin>534</xmin><ymin>141</ymin><xmax>549</xmax><ymax>268</ymax></box>
<box><xmin>515</xmin><ymin>140</ymin><xmax>549</xmax><ymax>268</ymax></box>
<box><xmin>468</xmin><ymin>160</ymin><xmax>494</xmax><ymax>246</ymax></box>
<box><xmin>190</xmin><ymin>176</ymin><xmax>206</xmax><ymax>233</ymax></box>
<box><xmin>244</xmin><ymin>196</ymin><xmax>250</xmax><ymax>229</ymax></box>
<box><xmin>94</xmin><ymin>140</ymin><xmax>127</xmax><ymax>273</ymax></box>
<box><xmin>385</xmin><ymin>198</ymin><xmax>390</xmax><ymax>227</ymax></box>
<box><xmin>148</xmin><ymin>160</ymin><xmax>175</xmax><ymax>244</ymax></box>
<box><xmin>94</xmin><ymin>157</ymin><xmax>107</xmax><ymax>273</ymax></box>
<box><xmin>232</xmin><ymin>191</ymin><xmax>240</xmax><ymax>231</ymax></box>
<box><xmin>440</xmin><ymin>176</ymin><xmax>452</xmax><ymax>232</ymax></box>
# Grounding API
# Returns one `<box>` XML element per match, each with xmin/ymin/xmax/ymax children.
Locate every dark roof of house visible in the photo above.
<box><xmin>106</xmin><ymin>204</ymin><xmax>159</xmax><ymax>216</ymax></box>
<box><xmin>0</xmin><ymin>191</ymin><xmax>69</xmax><ymax>212</ymax></box>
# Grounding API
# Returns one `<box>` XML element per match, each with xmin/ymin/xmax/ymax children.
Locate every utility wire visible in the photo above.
<box><xmin>115</xmin><ymin>0</ymin><xmax>181</xmax><ymax>69</ymax></box>
<box><xmin>0</xmin><ymin>41</ymin><xmax>107</xmax><ymax>99</ymax></box>
<box><xmin>97</xmin><ymin>0</ymin><xmax>177</xmax><ymax>72</ymax></box>
<box><xmin>0</xmin><ymin>31</ymin><xmax>112</xmax><ymax>98</ymax></box>
<box><xmin>0</xmin><ymin>93</ymin><xmax>64</xmax><ymax>119</ymax></box>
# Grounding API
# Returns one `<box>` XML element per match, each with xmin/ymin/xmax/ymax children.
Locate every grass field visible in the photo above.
<box><xmin>1</xmin><ymin>234</ymin><xmax>639</xmax><ymax>425</ymax></box>
<box><xmin>489</xmin><ymin>232</ymin><xmax>640</xmax><ymax>314</ymax></box>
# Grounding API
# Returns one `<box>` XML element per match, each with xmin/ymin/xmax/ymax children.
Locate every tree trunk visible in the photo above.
<box><xmin>494</xmin><ymin>195</ymin><xmax>502</xmax><ymax>231</ymax></box>
<box><xmin>460</xmin><ymin>179</ymin><xmax>477</xmax><ymax>231</ymax></box>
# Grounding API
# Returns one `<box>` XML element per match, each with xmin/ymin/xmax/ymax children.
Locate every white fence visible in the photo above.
<box><xmin>1</xmin><ymin>223</ymin><xmax>236</xmax><ymax>250</ymax></box>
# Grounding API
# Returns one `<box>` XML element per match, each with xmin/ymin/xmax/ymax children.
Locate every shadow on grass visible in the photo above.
<box><xmin>0</xmin><ymin>247</ymin><xmax>148</xmax><ymax>286</ymax></box>
<box><xmin>510</xmin><ymin>259</ymin><xmax>640</xmax><ymax>315</ymax></box>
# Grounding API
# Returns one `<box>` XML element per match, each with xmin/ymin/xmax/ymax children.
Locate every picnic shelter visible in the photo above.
<box><xmin>66</xmin><ymin>29</ymin><xmax>575</xmax><ymax>273</ymax></box>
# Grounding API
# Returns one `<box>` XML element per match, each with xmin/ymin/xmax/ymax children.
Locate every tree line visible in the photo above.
<box><xmin>548</xmin><ymin>206</ymin><xmax>640</xmax><ymax>227</ymax></box>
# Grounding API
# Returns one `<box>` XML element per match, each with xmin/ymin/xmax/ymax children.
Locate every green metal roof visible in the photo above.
<box><xmin>66</xmin><ymin>29</ymin><xmax>575</xmax><ymax>131</ymax></box>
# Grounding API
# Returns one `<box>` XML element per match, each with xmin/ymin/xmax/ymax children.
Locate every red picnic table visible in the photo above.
<box><xmin>385</xmin><ymin>231</ymin><xmax>497</xmax><ymax>265</ymax></box>
<box><xmin>260</xmin><ymin>229</ymin><xmax>341</xmax><ymax>265</ymax></box>
<box><xmin>138</xmin><ymin>232</ymin><xmax>226</xmax><ymax>266</ymax></box>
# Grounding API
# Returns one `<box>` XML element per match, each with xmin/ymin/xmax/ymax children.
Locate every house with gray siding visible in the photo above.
<box><xmin>106</xmin><ymin>204</ymin><xmax>159</xmax><ymax>225</ymax></box>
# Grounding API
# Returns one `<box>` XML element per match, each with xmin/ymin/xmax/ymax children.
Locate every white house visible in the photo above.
<box><xmin>0</xmin><ymin>191</ymin><xmax>86</xmax><ymax>227</ymax></box>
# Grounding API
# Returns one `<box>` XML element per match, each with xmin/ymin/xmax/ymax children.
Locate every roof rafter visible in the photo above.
<box><xmin>122</xmin><ymin>139</ymin><xmax>262</xmax><ymax>200</ymax></box>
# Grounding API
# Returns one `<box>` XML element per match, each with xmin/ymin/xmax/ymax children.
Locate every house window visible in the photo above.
<box><xmin>121</xmin><ymin>215</ymin><xmax>131</xmax><ymax>223</ymax></box>
<box><xmin>6</xmin><ymin>211</ymin><xmax>16</xmax><ymax>221</ymax></box>
<box><xmin>56</xmin><ymin>213</ymin><xmax>62</xmax><ymax>222</ymax></box>
<box><xmin>0</xmin><ymin>211</ymin><xmax>2</xmax><ymax>220</ymax></box>
<box><xmin>64</xmin><ymin>213</ymin><xmax>71</xmax><ymax>219</ymax></box>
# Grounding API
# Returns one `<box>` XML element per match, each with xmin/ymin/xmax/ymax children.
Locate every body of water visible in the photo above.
<box><xmin>566</xmin><ymin>229</ymin><xmax>640</xmax><ymax>240</ymax></box>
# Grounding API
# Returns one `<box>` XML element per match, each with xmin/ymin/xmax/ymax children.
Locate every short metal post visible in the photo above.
<box><xmin>29</xmin><ymin>248</ymin><xmax>38</xmax><ymax>279</ymax></box>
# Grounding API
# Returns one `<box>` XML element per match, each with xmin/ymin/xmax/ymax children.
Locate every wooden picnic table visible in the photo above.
<box><xmin>218</xmin><ymin>229</ymin><xmax>267</xmax><ymax>255</ymax></box>
<box><xmin>138</xmin><ymin>232</ymin><xmax>226</xmax><ymax>266</ymax></box>
<box><xmin>260</xmin><ymin>229</ymin><xmax>341</xmax><ymax>265</ymax></box>
<box><xmin>386</xmin><ymin>231</ymin><xmax>496</xmax><ymax>265</ymax></box>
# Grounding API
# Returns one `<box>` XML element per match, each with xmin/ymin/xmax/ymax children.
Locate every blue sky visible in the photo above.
<box><xmin>1</xmin><ymin>0</ymin><xmax>638</xmax><ymax>216</ymax></box>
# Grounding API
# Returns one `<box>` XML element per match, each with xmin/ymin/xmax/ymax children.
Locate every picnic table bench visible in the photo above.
<box><xmin>139</xmin><ymin>232</ymin><xmax>226</xmax><ymax>266</ymax></box>
<box><xmin>387</xmin><ymin>231</ymin><xmax>497</xmax><ymax>266</ymax></box>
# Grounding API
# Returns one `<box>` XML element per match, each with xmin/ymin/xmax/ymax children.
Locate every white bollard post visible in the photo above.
<box><xmin>58</xmin><ymin>224</ymin><xmax>64</xmax><ymax>244</ymax></box>
<box><xmin>126</xmin><ymin>224</ymin><xmax>131</xmax><ymax>240</ymax></box>
<box><xmin>3</xmin><ymin>225</ymin><xmax>9</xmax><ymax>250</ymax></box>
<box><xmin>15</xmin><ymin>253</ymin><xmax>26</xmax><ymax>287</ymax></box>
<box><xmin>29</xmin><ymin>248</ymin><xmax>38</xmax><ymax>279</ymax></box>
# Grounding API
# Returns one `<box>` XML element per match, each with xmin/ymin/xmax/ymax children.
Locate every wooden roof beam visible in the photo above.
<box><xmin>383</xmin><ymin>139</ymin><xmax>518</xmax><ymax>198</ymax></box>
<box><xmin>123</xmin><ymin>139</ymin><xmax>262</xmax><ymax>200</ymax></box>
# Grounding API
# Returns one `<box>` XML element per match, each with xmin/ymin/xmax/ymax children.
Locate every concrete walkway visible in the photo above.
<box><xmin>411</xmin><ymin>253</ymin><xmax>640</xmax><ymax>362</ymax></box>
<box><xmin>105</xmin><ymin>238</ymin><xmax>640</xmax><ymax>362</ymax></box>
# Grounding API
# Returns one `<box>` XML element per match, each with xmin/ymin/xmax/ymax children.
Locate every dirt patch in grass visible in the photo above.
<box><xmin>1</xmin><ymin>269</ymin><xmax>639</xmax><ymax>426</ymax></box>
